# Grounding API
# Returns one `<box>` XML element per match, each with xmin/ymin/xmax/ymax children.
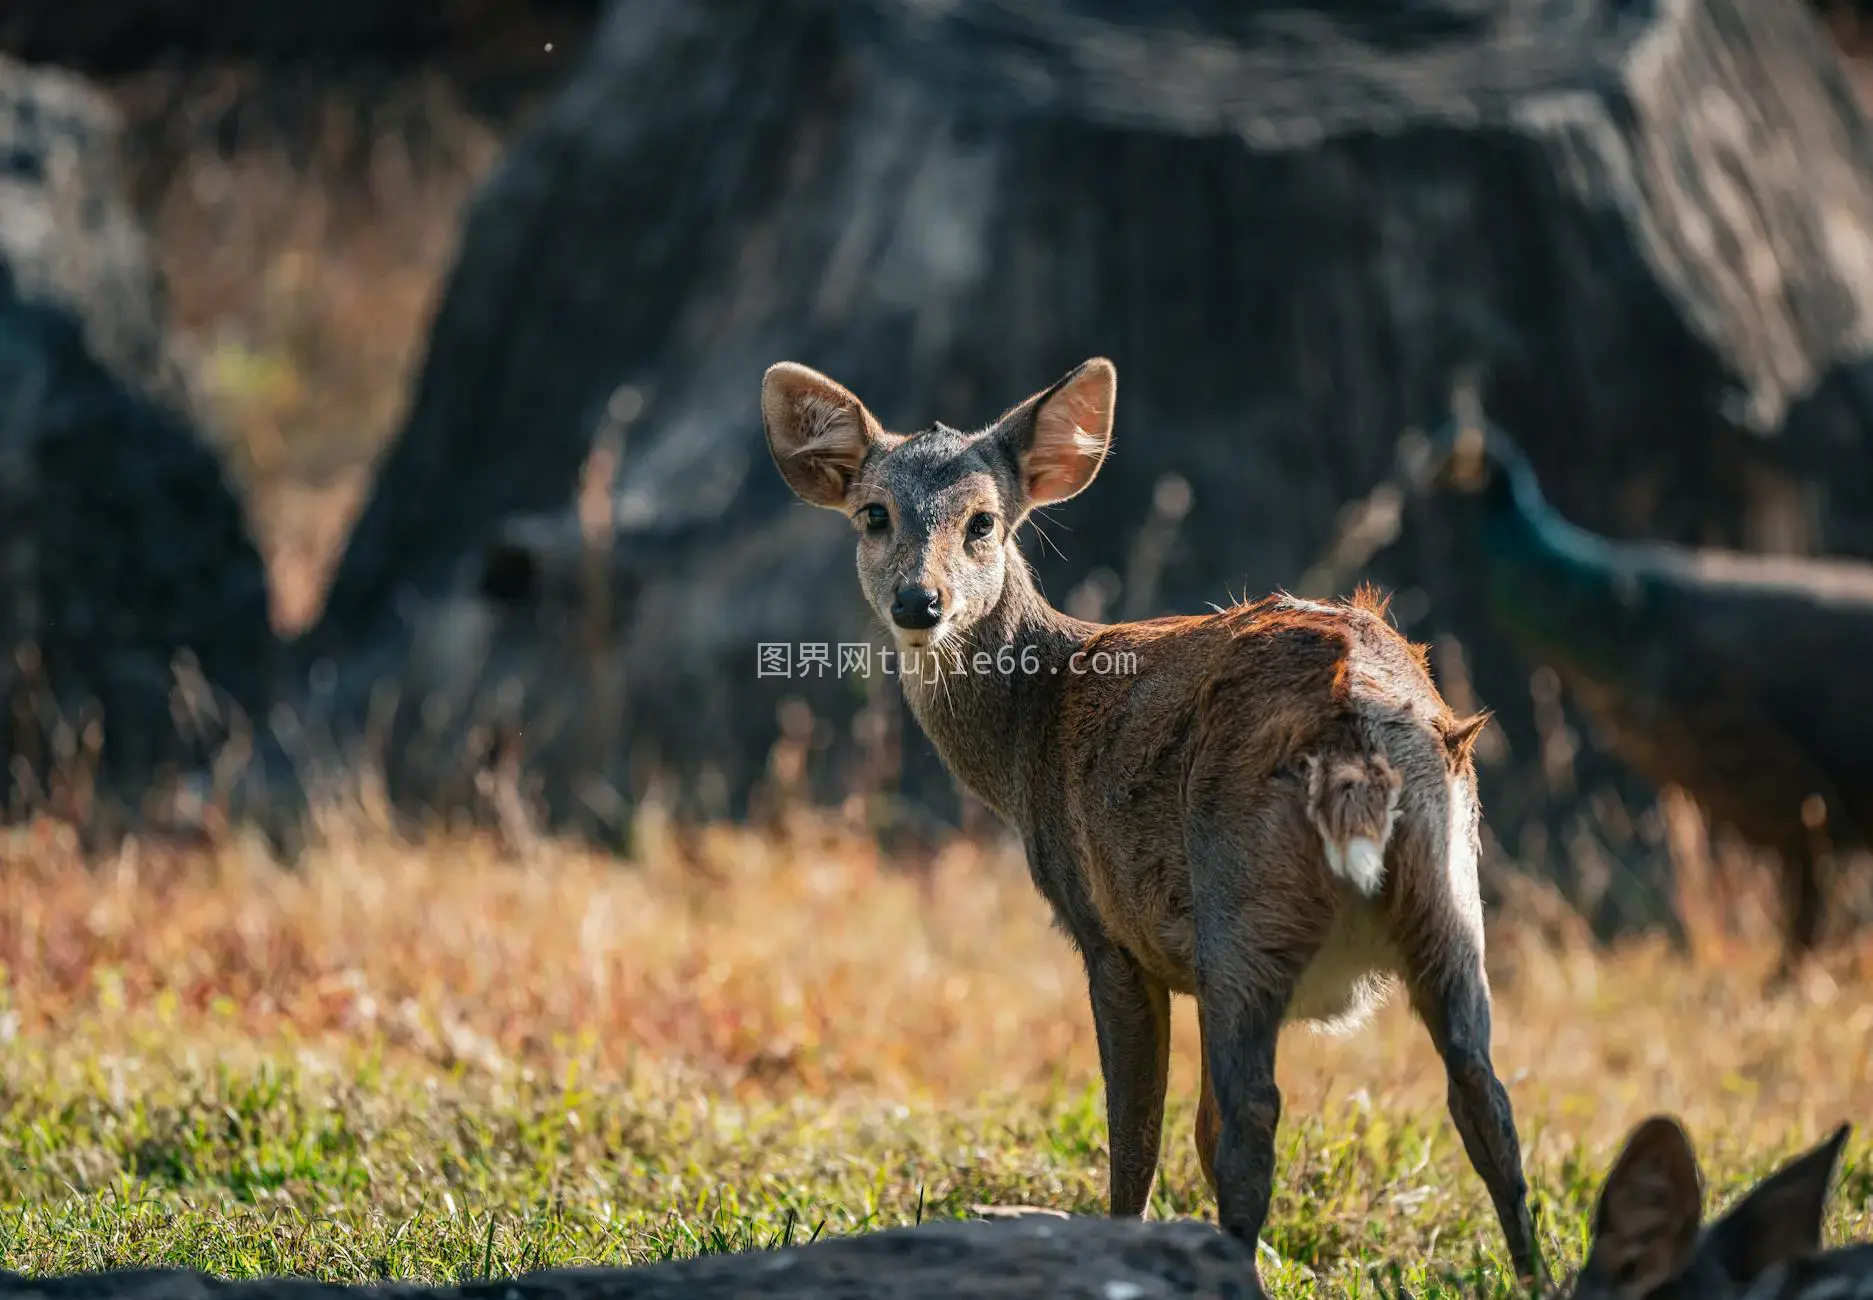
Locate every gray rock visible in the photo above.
<box><xmin>0</xmin><ymin>3</ymin><xmax>600</xmax><ymax>74</ymax></box>
<box><xmin>0</xmin><ymin>53</ymin><xmax>189</xmax><ymax>410</ymax></box>
<box><xmin>0</xmin><ymin>1217</ymin><xmax>1260</xmax><ymax>1299</ymax></box>
<box><xmin>0</xmin><ymin>56</ymin><xmax>278</xmax><ymax>833</ymax></box>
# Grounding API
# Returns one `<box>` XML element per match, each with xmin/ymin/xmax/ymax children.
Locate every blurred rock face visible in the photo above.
<box><xmin>0</xmin><ymin>54</ymin><xmax>190</xmax><ymax>408</ymax></box>
<box><xmin>0</xmin><ymin>56</ymin><xmax>275</xmax><ymax>830</ymax></box>
<box><xmin>301</xmin><ymin>0</ymin><xmax>1873</xmax><ymax>931</ymax></box>
<box><xmin>0</xmin><ymin>2</ymin><xmax>602</xmax><ymax>75</ymax></box>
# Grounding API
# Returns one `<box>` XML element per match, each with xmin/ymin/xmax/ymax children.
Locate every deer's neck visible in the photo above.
<box><xmin>897</xmin><ymin>557</ymin><xmax>1096</xmax><ymax>827</ymax></box>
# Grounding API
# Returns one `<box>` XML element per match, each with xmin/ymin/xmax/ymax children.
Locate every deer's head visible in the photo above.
<box><xmin>760</xmin><ymin>358</ymin><xmax>1115</xmax><ymax>654</ymax></box>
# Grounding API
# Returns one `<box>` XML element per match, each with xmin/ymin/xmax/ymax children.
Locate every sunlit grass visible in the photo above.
<box><xmin>3</xmin><ymin>810</ymin><xmax>1872</xmax><ymax>1294</ymax></box>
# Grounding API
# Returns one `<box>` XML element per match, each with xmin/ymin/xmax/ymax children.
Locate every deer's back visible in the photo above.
<box><xmin>1037</xmin><ymin>593</ymin><xmax>1465</xmax><ymax>996</ymax></box>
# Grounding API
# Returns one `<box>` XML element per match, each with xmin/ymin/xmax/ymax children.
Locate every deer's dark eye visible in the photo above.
<box><xmin>966</xmin><ymin>512</ymin><xmax>996</xmax><ymax>540</ymax></box>
<box><xmin>862</xmin><ymin>503</ymin><xmax>890</xmax><ymax>533</ymax></box>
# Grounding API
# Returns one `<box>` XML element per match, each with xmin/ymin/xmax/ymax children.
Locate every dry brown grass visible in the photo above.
<box><xmin>5</xmin><ymin>805</ymin><xmax>1873</xmax><ymax>1290</ymax></box>
<box><xmin>6</xmin><ymin>803</ymin><xmax>1873</xmax><ymax>1161</ymax></box>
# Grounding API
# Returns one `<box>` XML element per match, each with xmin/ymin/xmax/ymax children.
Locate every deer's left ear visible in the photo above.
<box><xmin>762</xmin><ymin>361</ymin><xmax>886</xmax><ymax>509</ymax></box>
<box><xmin>997</xmin><ymin>357</ymin><xmax>1115</xmax><ymax>509</ymax></box>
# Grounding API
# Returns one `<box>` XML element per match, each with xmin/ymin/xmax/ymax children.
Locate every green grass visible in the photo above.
<box><xmin>3</xmin><ymin>821</ymin><xmax>1871</xmax><ymax>1296</ymax></box>
<box><xmin>0</xmin><ymin>1034</ymin><xmax>1470</xmax><ymax>1292</ymax></box>
<box><xmin>5</xmin><ymin>1028</ymin><xmax>1864</xmax><ymax>1297</ymax></box>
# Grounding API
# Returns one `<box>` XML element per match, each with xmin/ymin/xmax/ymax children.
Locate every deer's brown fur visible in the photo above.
<box><xmin>760</xmin><ymin>356</ymin><xmax>1540</xmax><ymax>1293</ymax></box>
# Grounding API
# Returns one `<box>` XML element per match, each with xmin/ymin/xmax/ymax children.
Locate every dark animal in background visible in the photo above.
<box><xmin>1426</xmin><ymin>419</ymin><xmax>1873</xmax><ymax>979</ymax></box>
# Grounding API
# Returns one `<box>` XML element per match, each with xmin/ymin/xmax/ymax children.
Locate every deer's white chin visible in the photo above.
<box><xmin>893</xmin><ymin>623</ymin><xmax>947</xmax><ymax>653</ymax></box>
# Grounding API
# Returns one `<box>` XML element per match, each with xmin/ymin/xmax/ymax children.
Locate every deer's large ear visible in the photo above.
<box><xmin>997</xmin><ymin>357</ymin><xmax>1115</xmax><ymax>509</ymax></box>
<box><xmin>762</xmin><ymin>362</ymin><xmax>884</xmax><ymax>509</ymax></box>
<box><xmin>1581</xmin><ymin>1116</ymin><xmax>1705</xmax><ymax>1296</ymax></box>
<box><xmin>1700</xmin><ymin>1123</ymin><xmax>1849</xmax><ymax>1286</ymax></box>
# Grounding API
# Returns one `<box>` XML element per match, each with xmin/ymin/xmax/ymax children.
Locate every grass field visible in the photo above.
<box><xmin>3</xmin><ymin>810</ymin><xmax>1872</xmax><ymax>1296</ymax></box>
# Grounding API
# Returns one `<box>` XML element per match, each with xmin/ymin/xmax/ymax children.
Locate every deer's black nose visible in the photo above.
<box><xmin>890</xmin><ymin>585</ymin><xmax>944</xmax><ymax>630</ymax></box>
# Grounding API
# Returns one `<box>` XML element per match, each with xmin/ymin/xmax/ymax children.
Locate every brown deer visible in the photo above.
<box><xmin>760</xmin><ymin>356</ymin><xmax>1542</xmax><ymax>1292</ymax></box>
<box><xmin>1567</xmin><ymin>1114</ymin><xmax>1864</xmax><ymax>1299</ymax></box>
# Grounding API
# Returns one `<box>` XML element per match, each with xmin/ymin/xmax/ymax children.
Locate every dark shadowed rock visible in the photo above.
<box><xmin>0</xmin><ymin>56</ymin><xmax>278</xmax><ymax>831</ymax></box>
<box><xmin>0</xmin><ymin>3</ymin><xmax>601</xmax><ymax>77</ymax></box>
<box><xmin>311</xmin><ymin>0</ymin><xmax>1873</xmax><ymax>927</ymax></box>
<box><xmin>0</xmin><ymin>1216</ymin><xmax>1259</xmax><ymax>1298</ymax></box>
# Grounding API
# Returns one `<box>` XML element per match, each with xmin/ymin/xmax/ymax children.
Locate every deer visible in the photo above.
<box><xmin>1567</xmin><ymin>1113</ymin><xmax>1866</xmax><ymax>1299</ymax></box>
<box><xmin>759</xmin><ymin>356</ymin><xmax>1542</xmax><ymax>1293</ymax></box>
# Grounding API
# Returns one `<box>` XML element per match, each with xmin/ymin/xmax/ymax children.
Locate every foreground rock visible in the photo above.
<box><xmin>0</xmin><ymin>56</ymin><xmax>277</xmax><ymax>831</ymax></box>
<box><xmin>0</xmin><ymin>1217</ymin><xmax>1258</xmax><ymax>1298</ymax></box>
<box><xmin>311</xmin><ymin>0</ymin><xmax>1873</xmax><ymax>926</ymax></box>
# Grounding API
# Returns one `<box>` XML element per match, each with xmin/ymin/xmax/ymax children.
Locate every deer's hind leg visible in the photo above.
<box><xmin>1194</xmin><ymin>1031</ymin><xmax>1220</xmax><ymax>1199</ymax></box>
<box><xmin>1390</xmin><ymin>774</ymin><xmax>1542</xmax><ymax>1287</ymax></box>
<box><xmin>1185</xmin><ymin>774</ymin><xmax>1335</xmax><ymax>1274</ymax></box>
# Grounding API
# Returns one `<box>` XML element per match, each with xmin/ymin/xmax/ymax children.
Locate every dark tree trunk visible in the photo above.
<box><xmin>309</xmin><ymin>0</ymin><xmax>1873</xmax><ymax>929</ymax></box>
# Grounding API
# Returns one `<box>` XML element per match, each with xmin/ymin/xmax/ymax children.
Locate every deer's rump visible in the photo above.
<box><xmin>1049</xmin><ymin>593</ymin><xmax>1470</xmax><ymax>1006</ymax></box>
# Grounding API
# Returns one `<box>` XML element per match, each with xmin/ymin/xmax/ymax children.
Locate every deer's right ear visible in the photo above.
<box><xmin>998</xmin><ymin>357</ymin><xmax>1116</xmax><ymax>510</ymax></box>
<box><xmin>761</xmin><ymin>362</ymin><xmax>882</xmax><ymax>509</ymax></box>
<box><xmin>1700</xmin><ymin>1122</ymin><xmax>1849</xmax><ymax>1286</ymax></box>
<box><xmin>1582</xmin><ymin>1116</ymin><xmax>1705</xmax><ymax>1295</ymax></box>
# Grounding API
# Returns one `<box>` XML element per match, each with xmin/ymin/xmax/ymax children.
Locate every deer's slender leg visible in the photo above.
<box><xmin>1084</xmin><ymin>943</ymin><xmax>1172</xmax><ymax>1218</ymax></box>
<box><xmin>1398</xmin><ymin>912</ymin><xmax>1542</xmax><ymax>1287</ymax></box>
<box><xmin>1194</xmin><ymin>1018</ymin><xmax>1220</xmax><ymax>1199</ymax></box>
<box><xmin>1193</xmin><ymin>968</ymin><xmax>1301</xmax><ymax>1269</ymax></box>
<box><xmin>1185</xmin><ymin>789</ymin><xmax>1330</xmax><ymax>1296</ymax></box>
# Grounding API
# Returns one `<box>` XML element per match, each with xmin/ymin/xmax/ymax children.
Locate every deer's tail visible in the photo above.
<box><xmin>1303</xmin><ymin>744</ymin><xmax>1403</xmax><ymax>897</ymax></box>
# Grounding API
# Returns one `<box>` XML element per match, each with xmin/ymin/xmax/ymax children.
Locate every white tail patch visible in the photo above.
<box><xmin>1328</xmin><ymin>835</ymin><xmax>1389</xmax><ymax>896</ymax></box>
<box><xmin>1304</xmin><ymin>752</ymin><xmax>1403</xmax><ymax>899</ymax></box>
